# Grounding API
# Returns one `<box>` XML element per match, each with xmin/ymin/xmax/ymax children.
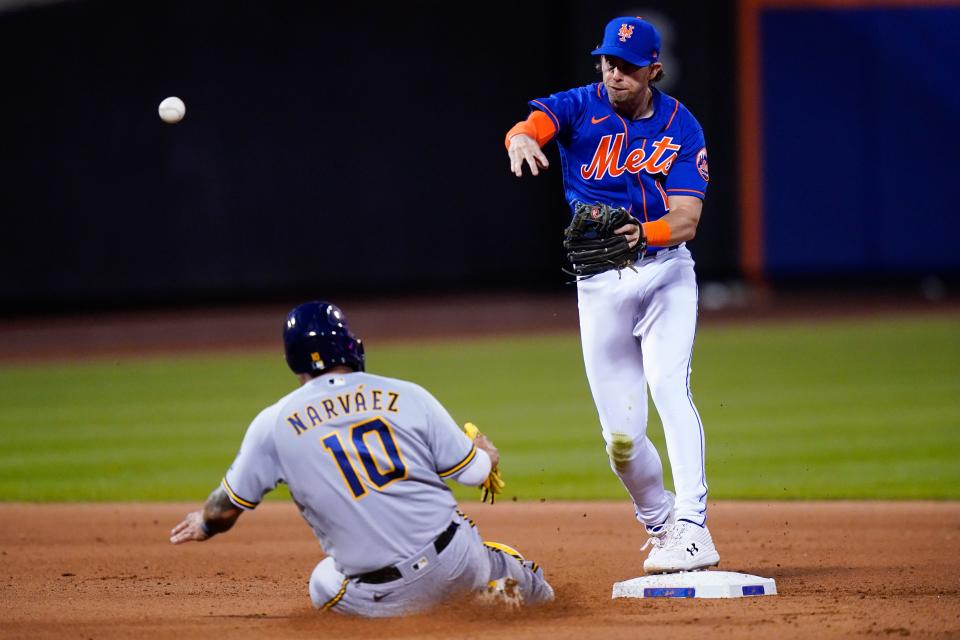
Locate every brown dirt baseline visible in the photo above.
<box><xmin>1</xmin><ymin>501</ymin><xmax>958</xmax><ymax>639</ymax></box>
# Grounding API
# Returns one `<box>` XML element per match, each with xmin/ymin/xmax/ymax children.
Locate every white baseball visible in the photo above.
<box><xmin>158</xmin><ymin>96</ymin><xmax>186</xmax><ymax>124</ymax></box>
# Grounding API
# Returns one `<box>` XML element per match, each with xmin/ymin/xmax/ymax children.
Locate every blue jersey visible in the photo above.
<box><xmin>530</xmin><ymin>84</ymin><xmax>708</xmax><ymax>248</ymax></box>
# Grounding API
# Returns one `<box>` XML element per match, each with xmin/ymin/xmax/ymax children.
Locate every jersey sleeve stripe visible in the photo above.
<box><xmin>655</xmin><ymin>181</ymin><xmax>670</xmax><ymax>209</ymax></box>
<box><xmin>666</xmin><ymin>188</ymin><xmax>706</xmax><ymax>197</ymax></box>
<box><xmin>664</xmin><ymin>98</ymin><xmax>680</xmax><ymax>130</ymax></box>
<box><xmin>530</xmin><ymin>100</ymin><xmax>561</xmax><ymax>132</ymax></box>
<box><xmin>438</xmin><ymin>445</ymin><xmax>477</xmax><ymax>478</ymax></box>
<box><xmin>639</xmin><ymin>173</ymin><xmax>648</xmax><ymax>221</ymax></box>
<box><xmin>321</xmin><ymin>577</ymin><xmax>349</xmax><ymax>611</ymax></box>
<box><xmin>221</xmin><ymin>477</ymin><xmax>259</xmax><ymax>510</ymax></box>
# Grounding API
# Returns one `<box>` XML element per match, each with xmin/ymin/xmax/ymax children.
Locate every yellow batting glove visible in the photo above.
<box><xmin>482</xmin><ymin>467</ymin><xmax>505</xmax><ymax>504</ymax></box>
<box><xmin>463</xmin><ymin>422</ymin><xmax>505</xmax><ymax>504</ymax></box>
<box><xmin>463</xmin><ymin>421</ymin><xmax>481</xmax><ymax>440</ymax></box>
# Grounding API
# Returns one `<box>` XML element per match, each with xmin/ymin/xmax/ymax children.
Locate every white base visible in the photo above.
<box><xmin>612</xmin><ymin>570</ymin><xmax>777</xmax><ymax>599</ymax></box>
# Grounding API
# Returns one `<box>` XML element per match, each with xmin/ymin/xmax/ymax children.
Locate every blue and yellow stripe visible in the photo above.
<box><xmin>321</xmin><ymin>578</ymin><xmax>349</xmax><ymax>611</ymax></box>
<box><xmin>438</xmin><ymin>445</ymin><xmax>477</xmax><ymax>478</ymax></box>
<box><xmin>456</xmin><ymin>508</ymin><xmax>477</xmax><ymax>528</ymax></box>
<box><xmin>221</xmin><ymin>477</ymin><xmax>259</xmax><ymax>510</ymax></box>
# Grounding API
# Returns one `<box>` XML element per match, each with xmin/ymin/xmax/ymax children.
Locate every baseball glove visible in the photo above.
<box><xmin>563</xmin><ymin>202</ymin><xmax>646</xmax><ymax>277</ymax></box>
<box><xmin>463</xmin><ymin>422</ymin><xmax>504</xmax><ymax>504</ymax></box>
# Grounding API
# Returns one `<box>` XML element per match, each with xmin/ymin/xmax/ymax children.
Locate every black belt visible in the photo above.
<box><xmin>353</xmin><ymin>521</ymin><xmax>459</xmax><ymax>584</ymax></box>
<box><xmin>643</xmin><ymin>245</ymin><xmax>679</xmax><ymax>259</ymax></box>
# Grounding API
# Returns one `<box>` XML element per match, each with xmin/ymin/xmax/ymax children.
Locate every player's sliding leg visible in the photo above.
<box><xmin>310</xmin><ymin>519</ymin><xmax>554</xmax><ymax>616</ymax></box>
<box><xmin>480</xmin><ymin>541</ymin><xmax>554</xmax><ymax>606</ymax></box>
<box><xmin>577</xmin><ymin>272</ymin><xmax>674</xmax><ymax>530</ymax></box>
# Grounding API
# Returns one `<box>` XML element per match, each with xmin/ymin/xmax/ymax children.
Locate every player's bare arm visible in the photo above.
<box><xmin>505</xmin><ymin>110</ymin><xmax>556</xmax><ymax>177</ymax></box>
<box><xmin>473</xmin><ymin>433</ymin><xmax>500</xmax><ymax>468</ymax></box>
<box><xmin>657</xmin><ymin>195</ymin><xmax>703</xmax><ymax>244</ymax></box>
<box><xmin>170</xmin><ymin>485</ymin><xmax>242</xmax><ymax>544</ymax></box>
<box><xmin>508</xmin><ymin>133</ymin><xmax>549</xmax><ymax>177</ymax></box>
<box><xmin>615</xmin><ymin>196</ymin><xmax>703</xmax><ymax>248</ymax></box>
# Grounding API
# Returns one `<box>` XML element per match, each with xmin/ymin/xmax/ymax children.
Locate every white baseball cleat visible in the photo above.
<box><xmin>642</xmin><ymin>520</ymin><xmax>720</xmax><ymax>574</ymax></box>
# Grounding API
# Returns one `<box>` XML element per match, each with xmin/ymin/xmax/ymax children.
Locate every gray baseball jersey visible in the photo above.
<box><xmin>221</xmin><ymin>371</ymin><xmax>479</xmax><ymax>575</ymax></box>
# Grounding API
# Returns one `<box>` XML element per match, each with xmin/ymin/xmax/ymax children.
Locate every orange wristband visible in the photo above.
<box><xmin>642</xmin><ymin>219</ymin><xmax>671</xmax><ymax>246</ymax></box>
<box><xmin>505</xmin><ymin>120</ymin><xmax>537</xmax><ymax>148</ymax></box>
<box><xmin>505</xmin><ymin>110</ymin><xmax>557</xmax><ymax>149</ymax></box>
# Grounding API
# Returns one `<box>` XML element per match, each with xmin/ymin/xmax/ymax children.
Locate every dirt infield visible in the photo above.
<box><xmin>2</xmin><ymin>501</ymin><xmax>958</xmax><ymax>639</ymax></box>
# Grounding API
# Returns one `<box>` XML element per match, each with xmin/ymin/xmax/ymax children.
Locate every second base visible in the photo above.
<box><xmin>612</xmin><ymin>570</ymin><xmax>777</xmax><ymax>599</ymax></box>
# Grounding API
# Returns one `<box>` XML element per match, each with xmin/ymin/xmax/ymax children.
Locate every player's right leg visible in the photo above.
<box><xmin>478</xmin><ymin>540</ymin><xmax>554</xmax><ymax>607</ymax></box>
<box><xmin>420</xmin><ymin>515</ymin><xmax>552</xmax><ymax>608</ymax></box>
<box><xmin>576</xmin><ymin>270</ymin><xmax>673</xmax><ymax>529</ymax></box>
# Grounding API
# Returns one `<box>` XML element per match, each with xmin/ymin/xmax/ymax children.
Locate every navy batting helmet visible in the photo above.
<box><xmin>283</xmin><ymin>301</ymin><xmax>365</xmax><ymax>375</ymax></box>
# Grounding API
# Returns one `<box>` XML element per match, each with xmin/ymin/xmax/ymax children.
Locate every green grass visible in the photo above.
<box><xmin>1</xmin><ymin>315</ymin><xmax>958</xmax><ymax>501</ymax></box>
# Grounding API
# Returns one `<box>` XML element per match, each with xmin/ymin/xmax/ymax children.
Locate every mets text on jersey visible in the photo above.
<box><xmin>579</xmin><ymin>134</ymin><xmax>681</xmax><ymax>180</ymax></box>
<box><xmin>286</xmin><ymin>386</ymin><xmax>400</xmax><ymax>435</ymax></box>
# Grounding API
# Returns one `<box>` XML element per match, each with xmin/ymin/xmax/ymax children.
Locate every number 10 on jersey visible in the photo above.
<box><xmin>320</xmin><ymin>417</ymin><xmax>408</xmax><ymax>499</ymax></box>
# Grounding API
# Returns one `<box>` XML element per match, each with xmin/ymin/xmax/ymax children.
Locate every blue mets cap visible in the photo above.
<box><xmin>591</xmin><ymin>17</ymin><xmax>661</xmax><ymax>68</ymax></box>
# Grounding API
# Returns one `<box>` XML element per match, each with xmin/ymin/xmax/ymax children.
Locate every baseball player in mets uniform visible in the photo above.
<box><xmin>170</xmin><ymin>301</ymin><xmax>553</xmax><ymax>616</ymax></box>
<box><xmin>504</xmin><ymin>17</ymin><xmax>719</xmax><ymax>573</ymax></box>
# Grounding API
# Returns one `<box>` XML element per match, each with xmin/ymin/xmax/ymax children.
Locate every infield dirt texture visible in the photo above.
<box><xmin>1</xmin><ymin>292</ymin><xmax>958</xmax><ymax>638</ymax></box>
<box><xmin>3</xmin><ymin>501</ymin><xmax>960</xmax><ymax>639</ymax></box>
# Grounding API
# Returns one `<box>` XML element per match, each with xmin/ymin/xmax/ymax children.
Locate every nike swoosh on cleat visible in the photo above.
<box><xmin>591</xmin><ymin>115</ymin><xmax>610</xmax><ymax>124</ymax></box>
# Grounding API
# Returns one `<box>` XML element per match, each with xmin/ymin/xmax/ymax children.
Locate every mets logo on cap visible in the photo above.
<box><xmin>593</xmin><ymin>17</ymin><xmax>662</xmax><ymax>69</ymax></box>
